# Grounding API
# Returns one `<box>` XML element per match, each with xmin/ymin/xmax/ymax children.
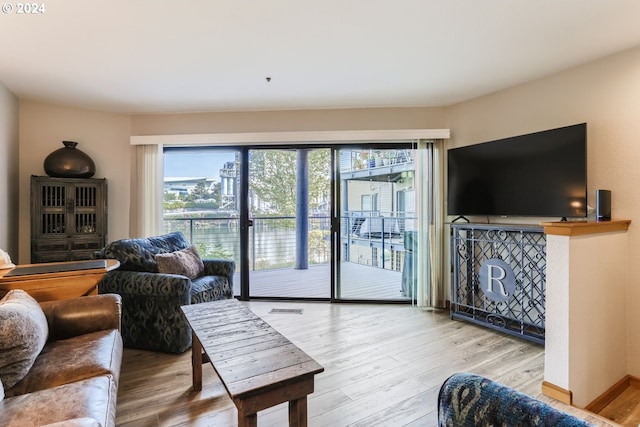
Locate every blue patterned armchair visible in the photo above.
<box><xmin>95</xmin><ymin>231</ymin><xmax>234</xmax><ymax>353</ymax></box>
<box><xmin>438</xmin><ymin>373</ymin><xmax>593</xmax><ymax>426</ymax></box>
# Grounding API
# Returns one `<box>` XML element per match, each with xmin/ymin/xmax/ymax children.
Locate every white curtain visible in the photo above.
<box><xmin>133</xmin><ymin>144</ymin><xmax>163</xmax><ymax>237</ymax></box>
<box><xmin>429</xmin><ymin>139</ymin><xmax>447</xmax><ymax>308</ymax></box>
<box><xmin>415</xmin><ymin>139</ymin><xmax>446</xmax><ymax>308</ymax></box>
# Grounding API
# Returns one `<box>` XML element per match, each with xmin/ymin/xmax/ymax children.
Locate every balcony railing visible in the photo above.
<box><xmin>163</xmin><ymin>214</ymin><xmax>414</xmax><ymax>273</ymax></box>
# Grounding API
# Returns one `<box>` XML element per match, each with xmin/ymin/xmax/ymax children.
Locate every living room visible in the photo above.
<box><xmin>2</xmin><ymin>2</ymin><xmax>640</xmax><ymax>426</ymax></box>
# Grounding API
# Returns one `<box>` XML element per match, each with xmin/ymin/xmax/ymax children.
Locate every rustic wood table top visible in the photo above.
<box><xmin>182</xmin><ymin>298</ymin><xmax>324</xmax><ymax>427</ymax></box>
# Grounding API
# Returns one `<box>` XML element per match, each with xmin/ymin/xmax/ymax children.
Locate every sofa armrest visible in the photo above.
<box><xmin>40</xmin><ymin>294</ymin><xmax>122</xmax><ymax>341</ymax></box>
<box><xmin>202</xmin><ymin>258</ymin><xmax>235</xmax><ymax>281</ymax></box>
<box><xmin>98</xmin><ymin>270</ymin><xmax>192</xmax><ymax>299</ymax></box>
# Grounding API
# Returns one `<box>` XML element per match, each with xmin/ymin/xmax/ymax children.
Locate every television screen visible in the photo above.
<box><xmin>447</xmin><ymin>123</ymin><xmax>587</xmax><ymax>219</ymax></box>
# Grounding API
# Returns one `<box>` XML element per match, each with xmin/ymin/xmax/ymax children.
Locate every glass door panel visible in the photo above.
<box><xmin>162</xmin><ymin>148</ymin><xmax>242</xmax><ymax>295</ymax></box>
<box><xmin>336</xmin><ymin>148</ymin><xmax>417</xmax><ymax>301</ymax></box>
<box><xmin>248</xmin><ymin>148</ymin><xmax>331</xmax><ymax>298</ymax></box>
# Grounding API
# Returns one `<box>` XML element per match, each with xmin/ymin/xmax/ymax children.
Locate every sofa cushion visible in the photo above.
<box><xmin>5</xmin><ymin>329</ymin><xmax>122</xmax><ymax>398</ymax></box>
<box><xmin>156</xmin><ymin>245</ymin><xmax>204</xmax><ymax>279</ymax></box>
<box><xmin>0</xmin><ymin>375</ymin><xmax>117</xmax><ymax>427</ymax></box>
<box><xmin>0</xmin><ymin>290</ymin><xmax>49</xmax><ymax>390</ymax></box>
<box><xmin>99</xmin><ymin>231</ymin><xmax>190</xmax><ymax>272</ymax></box>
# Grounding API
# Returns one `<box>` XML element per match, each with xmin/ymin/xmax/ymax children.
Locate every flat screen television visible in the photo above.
<box><xmin>447</xmin><ymin>123</ymin><xmax>587</xmax><ymax>219</ymax></box>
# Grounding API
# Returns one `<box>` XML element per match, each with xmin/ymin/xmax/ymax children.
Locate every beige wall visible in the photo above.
<box><xmin>0</xmin><ymin>80</ymin><xmax>19</xmax><ymax>259</ymax></box>
<box><xmin>446</xmin><ymin>45</ymin><xmax>640</xmax><ymax>378</ymax></box>
<box><xmin>18</xmin><ymin>101</ymin><xmax>132</xmax><ymax>263</ymax></box>
<box><xmin>16</xmin><ymin>104</ymin><xmax>446</xmax><ymax>264</ymax></box>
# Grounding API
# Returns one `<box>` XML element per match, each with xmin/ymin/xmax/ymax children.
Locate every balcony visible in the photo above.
<box><xmin>163</xmin><ymin>215</ymin><xmax>415</xmax><ymax>300</ymax></box>
<box><xmin>340</xmin><ymin>149</ymin><xmax>414</xmax><ymax>183</ymax></box>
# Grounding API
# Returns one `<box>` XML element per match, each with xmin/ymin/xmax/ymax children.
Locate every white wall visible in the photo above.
<box><xmin>18</xmin><ymin>101</ymin><xmax>132</xmax><ymax>263</ymax></box>
<box><xmin>446</xmin><ymin>45</ymin><xmax>640</xmax><ymax>378</ymax></box>
<box><xmin>0</xmin><ymin>81</ymin><xmax>19</xmax><ymax>259</ymax></box>
<box><xmin>545</xmin><ymin>231</ymin><xmax>628</xmax><ymax>407</ymax></box>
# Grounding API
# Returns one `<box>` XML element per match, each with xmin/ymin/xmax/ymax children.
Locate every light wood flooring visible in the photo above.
<box><xmin>115</xmin><ymin>301</ymin><xmax>620</xmax><ymax>427</ymax></box>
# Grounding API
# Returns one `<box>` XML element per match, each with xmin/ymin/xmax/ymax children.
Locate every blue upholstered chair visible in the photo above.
<box><xmin>438</xmin><ymin>373</ymin><xmax>593</xmax><ymax>426</ymax></box>
<box><xmin>95</xmin><ymin>231</ymin><xmax>234</xmax><ymax>353</ymax></box>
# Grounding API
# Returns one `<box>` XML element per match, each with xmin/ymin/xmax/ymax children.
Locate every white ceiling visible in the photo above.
<box><xmin>2</xmin><ymin>0</ymin><xmax>640</xmax><ymax>114</ymax></box>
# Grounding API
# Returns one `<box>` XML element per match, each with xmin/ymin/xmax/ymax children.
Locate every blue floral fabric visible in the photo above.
<box><xmin>438</xmin><ymin>373</ymin><xmax>594</xmax><ymax>427</ymax></box>
<box><xmin>95</xmin><ymin>231</ymin><xmax>234</xmax><ymax>353</ymax></box>
<box><xmin>94</xmin><ymin>231</ymin><xmax>191</xmax><ymax>272</ymax></box>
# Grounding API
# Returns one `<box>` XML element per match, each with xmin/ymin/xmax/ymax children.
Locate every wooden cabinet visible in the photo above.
<box><xmin>31</xmin><ymin>175</ymin><xmax>107</xmax><ymax>263</ymax></box>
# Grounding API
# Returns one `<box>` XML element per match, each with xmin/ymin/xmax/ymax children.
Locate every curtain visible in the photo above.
<box><xmin>415</xmin><ymin>139</ymin><xmax>446</xmax><ymax>308</ymax></box>
<box><xmin>133</xmin><ymin>144</ymin><xmax>163</xmax><ymax>237</ymax></box>
<box><xmin>430</xmin><ymin>139</ymin><xmax>447</xmax><ymax>308</ymax></box>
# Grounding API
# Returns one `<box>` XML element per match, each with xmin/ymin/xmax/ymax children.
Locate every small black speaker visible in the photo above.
<box><xmin>596</xmin><ymin>189</ymin><xmax>611</xmax><ymax>221</ymax></box>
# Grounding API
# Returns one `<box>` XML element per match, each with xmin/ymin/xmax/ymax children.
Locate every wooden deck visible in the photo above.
<box><xmin>234</xmin><ymin>262</ymin><xmax>409</xmax><ymax>300</ymax></box>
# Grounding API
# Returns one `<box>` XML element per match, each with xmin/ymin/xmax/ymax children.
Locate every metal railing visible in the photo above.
<box><xmin>341</xmin><ymin>214</ymin><xmax>415</xmax><ymax>271</ymax></box>
<box><xmin>163</xmin><ymin>216</ymin><xmax>331</xmax><ymax>271</ymax></box>
<box><xmin>163</xmin><ymin>214</ymin><xmax>414</xmax><ymax>272</ymax></box>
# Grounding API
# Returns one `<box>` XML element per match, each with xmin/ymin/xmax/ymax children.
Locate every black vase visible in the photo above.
<box><xmin>44</xmin><ymin>141</ymin><xmax>96</xmax><ymax>178</ymax></box>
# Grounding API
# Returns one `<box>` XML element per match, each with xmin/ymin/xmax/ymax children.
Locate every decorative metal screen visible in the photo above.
<box><xmin>450</xmin><ymin>223</ymin><xmax>546</xmax><ymax>344</ymax></box>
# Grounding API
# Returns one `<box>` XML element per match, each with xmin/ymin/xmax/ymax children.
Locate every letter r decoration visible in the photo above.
<box><xmin>479</xmin><ymin>259</ymin><xmax>516</xmax><ymax>303</ymax></box>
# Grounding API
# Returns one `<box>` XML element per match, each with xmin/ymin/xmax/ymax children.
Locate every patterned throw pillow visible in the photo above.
<box><xmin>0</xmin><ymin>290</ymin><xmax>49</xmax><ymax>391</ymax></box>
<box><xmin>155</xmin><ymin>245</ymin><xmax>204</xmax><ymax>279</ymax></box>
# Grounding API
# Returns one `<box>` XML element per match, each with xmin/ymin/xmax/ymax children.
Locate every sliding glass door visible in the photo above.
<box><xmin>162</xmin><ymin>143</ymin><xmax>428</xmax><ymax>303</ymax></box>
<box><xmin>335</xmin><ymin>147</ymin><xmax>419</xmax><ymax>302</ymax></box>
<box><xmin>162</xmin><ymin>148</ymin><xmax>242</xmax><ymax>295</ymax></box>
<box><xmin>248</xmin><ymin>148</ymin><xmax>331</xmax><ymax>298</ymax></box>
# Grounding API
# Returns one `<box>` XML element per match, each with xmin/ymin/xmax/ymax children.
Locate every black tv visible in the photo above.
<box><xmin>447</xmin><ymin>123</ymin><xmax>587</xmax><ymax>219</ymax></box>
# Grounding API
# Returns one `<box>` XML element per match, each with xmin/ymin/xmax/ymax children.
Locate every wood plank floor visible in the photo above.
<box><xmin>115</xmin><ymin>301</ymin><xmax>620</xmax><ymax>427</ymax></box>
<box><xmin>599</xmin><ymin>382</ymin><xmax>640</xmax><ymax>426</ymax></box>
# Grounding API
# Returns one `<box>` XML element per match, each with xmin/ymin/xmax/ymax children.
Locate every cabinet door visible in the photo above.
<box><xmin>33</xmin><ymin>180</ymin><xmax>68</xmax><ymax>236</ymax></box>
<box><xmin>72</xmin><ymin>182</ymin><xmax>104</xmax><ymax>235</ymax></box>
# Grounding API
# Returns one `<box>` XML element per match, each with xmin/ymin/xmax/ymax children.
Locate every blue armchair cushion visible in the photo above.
<box><xmin>155</xmin><ymin>245</ymin><xmax>204</xmax><ymax>279</ymax></box>
<box><xmin>438</xmin><ymin>373</ymin><xmax>593</xmax><ymax>427</ymax></box>
<box><xmin>95</xmin><ymin>231</ymin><xmax>190</xmax><ymax>272</ymax></box>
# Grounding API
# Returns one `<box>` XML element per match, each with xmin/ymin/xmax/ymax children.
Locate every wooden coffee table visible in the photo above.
<box><xmin>181</xmin><ymin>299</ymin><xmax>324</xmax><ymax>427</ymax></box>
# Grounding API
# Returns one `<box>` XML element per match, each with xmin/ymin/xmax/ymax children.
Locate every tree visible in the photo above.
<box><xmin>308</xmin><ymin>150</ymin><xmax>330</xmax><ymax>210</ymax></box>
<box><xmin>190</xmin><ymin>181</ymin><xmax>211</xmax><ymax>200</ymax></box>
<box><xmin>249</xmin><ymin>149</ymin><xmax>330</xmax><ymax>215</ymax></box>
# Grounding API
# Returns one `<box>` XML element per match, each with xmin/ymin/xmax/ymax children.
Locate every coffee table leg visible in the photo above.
<box><xmin>191</xmin><ymin>331</ymin><xmax>203</xmax><ymax>391</ymax></box>
<box><xmin>238</xmin><ymin>412</ymin><xmax>257</xmax><ymax>427</ymax></box>
<box><xmin>289</xmin><ymin>396</ymin><xmax>308</xmax><ymax>427</ymax></box>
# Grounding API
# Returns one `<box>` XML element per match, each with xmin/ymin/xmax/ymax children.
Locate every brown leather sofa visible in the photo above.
<box><xmin>0</xmin><ymin>294</ymin><xmax>123</xmax><ymax>427</ymax></box>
